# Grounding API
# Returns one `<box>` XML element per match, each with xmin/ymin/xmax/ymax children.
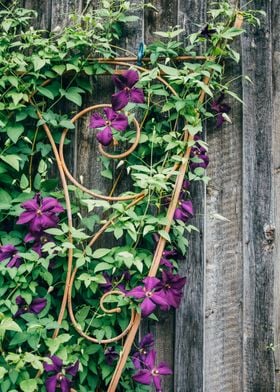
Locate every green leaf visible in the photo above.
<box><xmin>94</xmin><ymin>262</ymin><xmax>113</xmax><ymax>273</ymax></box>
<box><xmin>32</xmin><ymin>56</ymin><xmax>46</xmax><ymax>71</ymax></box>
<box><xmin>92</xmin><ymin>248</ymin><xmax>111</xmax><ymax>259</ymax></box>
<box><xmin>20</xmin><ymin>174</ymin><xmax>29</xmax><ymax>189</ymax></box>
<box><xmin>44</xmin><ymin>228</ymin><xmax>64</xmax><ymax>236</ymax></box>
<box><xmin>158</xmin><ymin>230</ymin><xmax>171</xmax><ymax>242</ymax></box>
<box><xmin>0</xmin><ymin>155</ymin><xmax>21</xmax><ymax>171</ymax></box>
<box><xmin>0</xmin><ymin>318</ymin><xmax>22</xmax><ymax>332</ymax></box>
<box><xmin>7</xmin><ymin>123</ymin><xmax>24</xmax><ymax>143</ymax></box>
<box><xmin>37</xmin><ymin>86</ymin><xmax>55</xmax><ymax>100</ymax></box>
<box><xmin>0</xmin><ymin>367</ymin><xmax>7</xmax><ymax>380</ymax></box>
<box><xmin>52</xmin><ymin>64</ymin><xmax>66</xmax><ymax>75</ymax></box>
<box><xmin>158</xmin><ymin>64</ymin><xmax>179</xmax><ymax>77</ymax></box>
<box><xmin>59</xmin><ymin>120</ymin><xmax>75</xmax><ymax>129</ymax></box>
<box><xmin>20</xmin><ymin>379</ymin><xmax>37</xmax><ymax>392</ymax></box>
<box><xmin>221</xmin><ymin>27</ymin><xmax>245</xmax><ymax>40</ymax></box>
<box><xmin>65</xmin><ymin>87</ymin><xmax>83</xmax><ymax>106</ymax></box>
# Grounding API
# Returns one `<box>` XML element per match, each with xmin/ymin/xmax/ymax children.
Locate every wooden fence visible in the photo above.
<box><xmin>23</xmin><ymin>0</ymin><xmax>278</xmax><ymax>390</ymax></box>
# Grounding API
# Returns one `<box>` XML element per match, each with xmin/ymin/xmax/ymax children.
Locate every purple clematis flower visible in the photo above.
<box><xmin>190</xmin><ymin>136</ymin><xmax>209</xmax><ymax>171</ymax></box>
<box><xmin>211</xmin><ymin>94</ymin><xmax>231</xmax><ymax>127</ymax></box>
<box><xmin>160</xmin><ymin>249</ymin><xmax>177</xmax><ymax>270</ymax></box>
<box><xmin>100</xmin><ymin>271</ymin><xmax>130</xmax><ymax>293</ymax></box>
<box><xmin>200</xmin><ymin>24</ymin><xmax>216</xmax><ymax>39</ymax></box>
<box><xmin>17</xmin><ymin>193</ymin><xmax>64</xmax><ymax>233</ymax></box>
<box><xmin>44</xmin><ymin>355</ymin><xmax>79</xmax><ymax>392</ymax></box>
<box><xmin>111</xmin><ymin>70</ymin><xmax>145</xmax><ymax>111</ymax></box>
<box><xmin>24</xmin><ymin>231</ymin><xmax>53</xmax><ymax>256</ymax></box>
<box><xmin>133</xmin><ymin>350</ymin><xmax>172</xmax><ymax>391</ymax></box>
<box><xmin>132</xmin><ymin>333</ymin><xmax>155</xmax><ymax>369</ymax></box>
<box><xmin>15</xmin><ymin>295</ymin><xmax>46</xmax><ymax>317</ymax></box>
<box><xmin>0</xmin><ymin>244</ymin><xmax>22</xmax><ymax>268</ymax></box>
<box><xmin>126</xmin><ymin>277</ymin><xmax>168</xmax><ymax>317</ymax></box>
<box><xmin>104</xmin><ymin>347</ymin><xmax>119</xmax><ymax>365</ymax></box>
<box><xmin>157</xmin><ymin>270</ymin><xmax>187</xmax><ymax>311</ymax></box>
<box><xmin>89</xmin><ymin>107</ymin><xmax>128</xmax><ymax>146</ymax></box>
<box><xmin>173</xmin><ymin>200</ymin><xmax>194</xmax><ymax>223</ymax></box>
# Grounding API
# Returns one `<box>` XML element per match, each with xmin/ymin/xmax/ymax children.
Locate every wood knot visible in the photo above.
<box><xmin>263</xmin><ymin>224</ymin><xmax>275</xmax><ymax>242</ymax></box>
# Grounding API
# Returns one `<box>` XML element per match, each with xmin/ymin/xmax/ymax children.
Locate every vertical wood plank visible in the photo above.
<box><xmin>241</xmin><ymin>1</ymin><xmax>275</xmax><ymax>390</ymax></box>
<box><xmin>175</xmin><ymin>1</ymin><xmax>206</xmax><ymax>391</ymax></box>
<box><xmin>272</xmin><ymin>0</ymin><xmax>280</xmax><ymax>389</ymax></box>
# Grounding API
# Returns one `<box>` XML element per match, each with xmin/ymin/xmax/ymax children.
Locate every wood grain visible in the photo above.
<box><xmin>241</xmin><ymin>1</ymin><xmax>275</xmax><ymax>390</ymax></box>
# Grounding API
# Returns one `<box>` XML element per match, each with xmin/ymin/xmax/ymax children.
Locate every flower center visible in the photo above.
<box><xmin>105</xmin><ymin>120</ymin><xmax>111</xmax><ymax>126</ymax></box>
<box><xmin>23</xmin><ymin>305</ymin><xmax>29</xmax><ymax>311</ymax></box>
<box><xmin>140</xmin><ymin>348</ymin><xmax>147</xmax><ymax>355</ymax></box>
<box><xmin>57</xmin><ymin>373</ymin><xmax>64</xmax><ymax>382</ymax></box>
<box><xmin>165</xmin><ymin>283</ymin><xmax>171</xmax><ymax>289</ymax></box>
<box><xmin>145</xmin><ymin>290</ymin><xmax>153</xmax><ymax>298</ymax></box>
<box><xmin>152</xmin><ymin>368</ymin><xmax>159</xmax><ymax>376</ymax></box>
<box><xmin>36</xmin><ymin>209</ymin><xmax>42</xmax><ymax>216</ymax></box>
<box><xmin>124</xmin><ymin>86</ymin><xmax>130</xmax><ymax>92</ymax></box>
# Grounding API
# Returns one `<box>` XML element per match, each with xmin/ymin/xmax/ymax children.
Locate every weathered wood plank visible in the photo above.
<box><xmin>272</xmin><ymin>0</ymin><xmax>280</xmax><ymax>390</ymax></box>
<box><xmin>175</xmin><ymin>2</ymin><xmax>207</xmax><ymax>391</ymax></box>
<box><xmin>241</xmin><ymin>1</ymin><xmax>275</xmax><ymax>390</ymax></box>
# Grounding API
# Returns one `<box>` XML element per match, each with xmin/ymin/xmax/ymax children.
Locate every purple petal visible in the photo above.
<box><xmin>145</xmin><ymin>350</ymin><xmax>156</xmax><ymax>369</ymax></box>
<box><xmin>21</xmin><ymin>199</ymin><xmax>38</xmax><ymax>210</ymax></box>
<box><xmin>140</xmin><ymin>333</ymin><xmax>154</xmax><ymax>349</ymax></box>
<box><xmin>158</xmin><ymin>362</ymin><xmax>173</xmax><ymax>375</ymax></box>
<box><xmin>30</xmin><ymin>298</ymin><xmax>46</xmax><ymax>314</ymax></box>
<box><xmin>89</xmin><ymin>112</ymin><xmax>106</xmax><ymax>129</ymax></box>
<box><xmin>124</xmin><ymin>70</ymin><xmax>139</xmax><ymax>88</ymax></box>
<box><xmin>173</xmin><ymin>208</ymin><xmax>188</xmax><ymax>222</ymax></box>
<box><xmin>141</xmin><ymin>298</ymin><xmax>156</xmax><ymax>317</ymax></box>
<box><xmin>126</xmin><ymin>286</ymin><xmax>145</xmax><ymax>299</ymax></box>
<box><xmin>111</xmin><ymin>113</ymin><xmax>128</xmax><ymax>131</ymax></box>
<box><xmin>45</xmin><ymin>375</ymin><xmax>57</xmax><ymax>392</ymax></box>
<box><xmin>151</xmin><ymin>293</ymin><xmax>169</xmax><ymax>308</ymax></box>
<box><xmin>130</xmin><ymin>88</ymin><xmax>145</xmax><ymax>104</ymax></box>
<box><xmin>143</xmin><ymin>277</ymin><xmax>161</xmax><ymax>291</ymax></box>
<box><xmin>112</xmin><ymin>74</ymin><xmax>126</xmax><ymax>90</ymax></box>
<box><xmin>103</xmin><ymin>107</ymin><xmax>117</xmax><ymax>122</ymax></box>
<box><xmin>66</xmin><ymin>361</ymin><xmax>79</xmax><ymax>376</ymax></box>
<box><xmin>111</xmin><ymin>91</ymin><xmax>129</xmax><ymax>111</ymax></box>
<box><xmin>7</xmin><ymin>255</ymin><xmax>21</xmax><ymax>268</ymax></box>
<box><xmin>17</xmin><ymin>211</ymin><xmax>35</xmax><ymax>225</ymax></box>
<box><xmin>180</xmin><ymin>200</ymin><xmax>194</xmax><ymax>216</ymax></box>
<box><xmin>152</xmin><ymin>375</ymin><xmax>162</xmax><ymax>391</ymax></box>
<box><xmin>217</xmin><ymin>113</ymin><xmax>224</xmax><ymax>127</ymax></box>
<box><xmin>133</xmin><ymin>370</ymin><xmax>152</xmax><ymax>385</ymax></box>
<box><xmin>16</xmin><ymin>295</ymin><xmax>25</xmax><ymax>306</ymax></box>
<box><xmin>41</xmin><ymin>197</ymin><xmax>64</xmax><ymax>213</ymax></box>
<box><xmin>60</xmin><ymin>376</ymin><xmax>71</xmax><ymax>392</ymax></box>
<box><xmin>96</xmin><ymin>127</ymin><xmax>113</xmax><ymax>146</ymax></box>
<box><xmin>24</xmin><ymin>232</ymin><xmax>36</xmax><ymax>242</ymax></box>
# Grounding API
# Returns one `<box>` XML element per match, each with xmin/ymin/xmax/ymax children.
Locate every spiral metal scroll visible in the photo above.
<box><xmin>33</xmin><ymin>13</ymin><xmax>243</xmax><ymax>391</ymax></box>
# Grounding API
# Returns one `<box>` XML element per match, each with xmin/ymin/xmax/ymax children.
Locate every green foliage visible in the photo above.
<box><xmin>0</xmin><ymin>0</ymin><xmax>262</xmax><ymax>391</ymax></box>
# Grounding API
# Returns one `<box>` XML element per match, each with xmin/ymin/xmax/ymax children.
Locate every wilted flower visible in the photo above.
<box><xmin>0</xmin><ymin>244</ymin><xmax>22</xmax><ymax>268</ymax></box>
<box><xmin>104</xmin><ymin>347</ymin><xmax>119</xmax><ymax>365</ymax></box>
<box><xmin>211</xmin><ymin>94</ymin><xmax>231</xmax><ymax>127</ymax></box>
<box><xmin>157</xmin><ymin>270</ymin><xmax>186</xmax><ymax>310</ymax></box>
<box><xmin>200</xmin><ymin>24</ymin><xmax>216</xmax><ymax>39</ymax></box>
<box><xmin>111</xmin><ymin>70</ymin><xmax>145</xmax><ymax>111</ymax></box>
<box><xmin>190</xmin><ymin>136</ymin><xmax>209</xmax><ymax>171</ymax></box>
<box><xmin>126</xmin><ymin>277</ymin><xmax>168</xmax><ymax>317</ymax></box>
<box><xmin>132</xmin><ymin>333</ymin><xmax>155</xmax><ymax>369</ymax></box>
<box><xmin>17</xmin><ymin>194</ymin><xmax>64</xmax><ymax>233</ymax></box>
<box><xmin>160</xmin><ymin>249</ymin><xmax>177</xmax><ymax>270</ymax></box>
<box><xmin>133</xmin><ymin>350</ymin><xmax>172</xmax><ymax>391</ymax></box>
<box><xmin>44</xmin><ymin>355</ymin><xmax>79</xmax><ymax>392</ymax></box>
<box><xmin>15</xmin><ymin>295</ymin><xmax>46</xmax><ymax>317</ymax></box>
<box><xmin>89</xmin><ymin>107</ymin><xmax>128</xmax><ymax>146</ymax></box>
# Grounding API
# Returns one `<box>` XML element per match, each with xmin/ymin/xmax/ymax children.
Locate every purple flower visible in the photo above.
<box><xmin>104</xmin><ymin>347</ymin><xmax>119</xmax><ymax>365</ymax></box>
<box><xmin>211</xmin><ymin>94</ymin><xmax>231</xmax><ymax>127</ymax></box>
<box><xmin>17</xmin><ymin>194</ymin><xmax>64</xmax><ymax>233</ymax></box>
<box><xmin>133</xmin><ymin>350</ymin><xmax>172</xmax><ymax>391</ymax></box>
<box><xmin>132</xmin><ymin>333</ymin><xmax>155</xmax><ymax>369</ymax></box>
<box><xmin>190</xmin><ymin>136</ymin><xmax>209</xmax><ymax>171</ymax></box>
<box><xmin>100</xmin><ymin>271</ymin><xmax>130</xmax><ymax>293</ymax></box>
<box><xmin>157</xmin><ymin>270</ymin><xmax>186</xmax><ymax>310</ymax></box>
<box><xmin>126</xmin><ymin>277</ymin><xmax>168</xmax><ymax>317</ymax></box>
<box><xmin>89</xmin><ymin>107</ymin><xmax>128</xmax><ymax>146</ymax></box>
<box><xmin>15</xmin><ymin>295</ymin><xmax>46</xmax><ymax>317</ymax></box>
<box><xmin>44</xmin><ymin>355</ymin><xmax>79</xmax><ymax>392</ymax></box>
<box><xmin>0</xmin><ymin>244</ymin><xmax>22</xmax><ymax>268</ymax></box>
<box><xmin>173</xmin><ymin>200</ymin><xmax>194</xmax><ymax>223</ymax></box>
<box><xmin>24</xmin><ymin>232</ymin><xmax>53</xmax><ymax>256</ymax></box>
<box><xmin>111</xmin><ymin>70</ymin><xmax>145</xmax><ymax>111</ymax></box>
<box><xmin>160</xmin><ymin>249</ymin><xmax>177</xmax><ymax>270</ymax></box>
<box><xmin>200</xmin><ymin>24</ymin><xmax>216</xmax><ymax>39</ymax></box>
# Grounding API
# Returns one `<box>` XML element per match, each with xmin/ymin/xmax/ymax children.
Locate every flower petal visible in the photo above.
<box><xmin>141</xmin><ymin>298</ymin><xmax>156</xmax><ymax>317</ymax></box>
<box><xmin>96</xmin><ymin>127</ymin><xmax>113</xmax><ymax>146</ymax></box>
<box><xmin>124</xmin><ymin>70</ymin><xmax>139</xmax><ymax>88</ymax></box>
<box><xmin>152</xmin><ymin>374</ymin><xmax>162</xmax><ymax>391</ymax></box>
<box><xmin>89</xmin><ymin>113</ymin><xmax>106</xmax><ymax>129</ymax></box>
<box><xmin>41</xmin><ymin>197</ymin><xmax>64</xmax><ymax>213</ymax></box>
<box><xmin>133</xmin><ymin>370</ymin><xmax>152</xmax><ymax>385</ymax></box>
<box><xmin>126</xmin><ymin>286</ymin><xmax>145</xmax><ymax>299</ymax></box>
<box><xmin>111</xmin><ymin>91</ymin><xmax>129</xmax><ymax>111</ymax></box>
<box><xmin>103</xmin><ymin>107</ymin><xmax>117</xmax><ymax>122</ymax></box>
<box><xmin>45</xmin><ymin>375</ymin><xmax>57</xmax><ymax>392</ymax></box>
<box><xmin>111</xmin><ymin>113</ymin><xmax>128</xmax><ymax>131</ymax></box>
<box><xmin>145</xmin><ymin>350</ymin><xmax>156</xmax><ymax>369</ymax></box>
<box><xmin>30</xmin><ymin>298</ymin><xmax>47</xmax><ymax>314</ymax></box>
<box><xmin>143</xmin><ymin>277</ymin><xmax>161</xmax><ymax>291</ymax></box>
<box><xmin>66</xmin><ymin>360</ymin><xmax>79</xmax><ymax>376</ymax></box>
<box><xmin>130</xmin><ymin>88</ymin><xmax>145</xmax><ymax>104</ymax></box>
<box><xmin>158</xmin><ymin>362</ymin><xmax>173</xmax><ymax>375</ymax></box>
<box><xmin>112</xmin><ymin>74</ymin><xmax>126</xmax><ymax>90</ymax></box>
<box><xmin>60</xmin><ymin>376</ymin><xmax>71</xmax><ymax>392</ymax></box>
<box><xmin>151</xmin><ymin>293</ymin><xmax>169</xmax><ymax>308</ymax></box>
<box><xmin>17</xmin><ymin>211</ymin><xmax>35</xmax><ymax>225</ymax></box>
<box><xmin>21</xmin><ymin>199</ymin><xmax>38</xmax><ymax>210</ymax></box>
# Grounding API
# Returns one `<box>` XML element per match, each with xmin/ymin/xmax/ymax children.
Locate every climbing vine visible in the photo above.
<box><xmin>0</xmin><ymin>1</ymin><xmax>263</xmax><ymax>391</ymax></box>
